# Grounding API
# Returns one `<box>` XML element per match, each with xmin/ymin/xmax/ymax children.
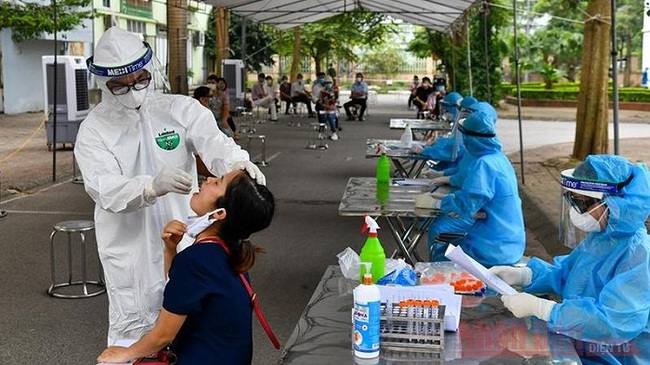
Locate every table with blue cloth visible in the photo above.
<box><xmin>278</xmin><ymin>266</ymin><xmax>582</xmax><ymax>365</ymax></box>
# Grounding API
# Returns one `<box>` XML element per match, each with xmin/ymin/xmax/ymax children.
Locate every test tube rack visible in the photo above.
<box><xmin>379</xmin><ymin>303</ymin><xmax>445</xmax><ymax>354</ymax></box>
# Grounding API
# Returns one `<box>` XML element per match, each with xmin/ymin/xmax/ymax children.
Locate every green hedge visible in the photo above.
<box><xmin>500</xmin><ymin>83</ymin><xmax>650</xmax><ymax>103</ymax></box>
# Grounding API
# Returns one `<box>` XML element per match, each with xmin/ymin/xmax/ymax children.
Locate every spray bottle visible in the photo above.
<box><xmin>353</xmin><ymin>262</ymin><xmax>381</xmax><ymax>359</ymax></box>
<box><xmin>360</xmin><ymin>215</ymin><xmax>385</xmax><ymax>283</ymax></box>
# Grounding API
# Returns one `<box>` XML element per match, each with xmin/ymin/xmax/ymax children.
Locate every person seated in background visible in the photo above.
<box><xmin>98</xmin><ymin>169</ymin><xmax>275</xmax><ymax>365</ymax></box>
<box><xmin>414</xmin><ymin>109</ymin><xmax>525</xmax><ymax>267</ymax></box>
<box><xmin>343</xmin><ymin>73</ymin><xmax>369</xmax><ymax>122</ymax></box>
<box><xmin>251</xmin><ymin>73</ymin><xmax>266</xmax><ymax>103</ymax></box>
<box><xmin>279</xmin><ymin>75</ymin><xmax>294</xmax><ymax>115</ymax></box>
<box><xmin>290</xmin><ymin>73</ymin><xmax>315</xmax><ymax>117</ymax></box>
<box><xmin>205</xmin><ymin>76</ymin><xmax>235</xmax><ymax>138</ymax></box>
<box><xmin>317</xmin><ymin>76</ymin><xmax>339</xmax><ymax>141</ymax></box>
<box><xmin>432</xmin><ymin>90</ymin><xmax>445</xmax><ymax>119</ymax></box>
<box><xmin>491</xmin><ymin>154</ymin><xmax>650</xmax><ymax>365</ymax></box>
<box><xmin>413</xmin><ymin>77</ymin><xmax>435</xmax><ymax>118</ymax></box>
<box><xmin>311</xmin><ymin>72</ymin><xmax>326</xmax><ymax>115</ymax></box>
<box><xmin>252</xmin><ymin>75</ymin><xmax>279</xmax><ymax>122</ymax></box>
<box><xmin>408</xmin><ymin>75</ymin><xmax>419</xmax><ymax>110</ymax></box>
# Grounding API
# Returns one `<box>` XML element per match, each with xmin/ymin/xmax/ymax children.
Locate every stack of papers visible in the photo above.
<box><xmin>444</xmin><ymin>245</ymin><xmax>518</xmax><ymax>295</ymax></box>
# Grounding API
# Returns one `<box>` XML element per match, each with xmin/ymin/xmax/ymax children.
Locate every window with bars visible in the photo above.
<box><xmin>127</xmin><ymin>19</ymin><xmax>147</xmax><ymax>35</ymax></box>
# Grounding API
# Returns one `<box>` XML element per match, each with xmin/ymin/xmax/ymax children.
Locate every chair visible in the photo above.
<box><xmin>48</xmin><ymin>220</ymin><xmax>105</xmax><ymax>298</ymax></box>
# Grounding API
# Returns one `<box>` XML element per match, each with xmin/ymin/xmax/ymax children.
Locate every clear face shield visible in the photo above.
<box><xmin>559</xmin><ymin>168</ymin><xmax>620</xmax><ymax>248</ymax></box>
<box><xmin>449</xmin><ymin>108</ymin><xmax>474</xmax><ymax>161</ymax></box>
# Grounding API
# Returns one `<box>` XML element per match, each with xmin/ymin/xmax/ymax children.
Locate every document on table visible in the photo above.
<box><xmin>444</xmin><ymin>245</ymin><xmax>518</xmax><ymax>295</ymax></box>
<box><xmin>377</xmin><ymin>284</ymin><xmax>462</xmax><ymax>332</ymax></box>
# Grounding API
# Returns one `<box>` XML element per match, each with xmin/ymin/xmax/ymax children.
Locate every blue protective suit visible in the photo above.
<box><xmin>525</xmin><ymin>155</ymin><xmax>650</xmax><ymax>364</ymax></box>
<box><xmin>436</xmin><ymin>111</ymin><xmax>525</xmax><ymax>267</ymax></box>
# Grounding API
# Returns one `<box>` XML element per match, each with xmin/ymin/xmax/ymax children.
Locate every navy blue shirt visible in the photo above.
<box><xmin>163</xmin><ymin>243</ymin><xmax>252</xmax><ymax>365</ymax></box>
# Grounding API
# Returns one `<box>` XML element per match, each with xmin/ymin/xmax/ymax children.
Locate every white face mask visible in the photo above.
<box><xmin>355</xmin><ymin>78</ymin><xmax>362</xmax><ymax>82</ymax></box>
<box><xmin>115</xmin><ymin>88</ymin><xmax>148</xmax><ymax>109</ymax></box>
<box><xmin>186</xmin><ymin>208</ymin><xmax>225</xmax><ymax>238</ymax></box>
<box><xmin>569</xmin><ymin>208</ymin><xmax>603</xmax><ymax>232</ymax></box>
<box><xmin>266</xmin><ymin>80</ymin><xmax>273</xmax><ymax>86</ymax></box>
<box><xmin>207</xmin><ymin>83</ymin><xmax>217</xmax><ymax>91</ymax></box>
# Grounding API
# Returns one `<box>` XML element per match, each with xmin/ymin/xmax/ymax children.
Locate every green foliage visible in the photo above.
<box><xmin>204</xmin><ymin>13</ymin><xmax>276</xmax><ymax>73</ymax></box>
<box><xmin>0</xmin><ymin>0</ymin><xmax>92</xmax><ymax>42</ymax></box>
<box><xmin>275</xmin><ymin>10</ymin><xmax>396</xmax><ymax>73</ymax></box>
<box><xmin>361</xmin><ymin>48</ymin><xmax>405</xmax><ymax>76</ymax></box>
<box><xmin>538</xmin><ymin>62</ymin><xmax>564</xmax><ymax>89</ymax></box>
<box><xmin>500</xmin><ymin>83</ymin><xmax>650</xmax><ymax>103</ymax></box>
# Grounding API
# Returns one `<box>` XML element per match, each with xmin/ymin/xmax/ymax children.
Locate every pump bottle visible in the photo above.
<box><xmin>353</xmin><ymin>263</ymin><xmax>381</xmax><ymax>359</ymax></box>
<box><xmin>400</xmin><ymin>124</ymin><xmax>413</xmax><ymax>147</ymax></box>
<box><xmin>359</xmin><ymin>215</ymin><xmax>385</xmax><ymax>283</ymax></box>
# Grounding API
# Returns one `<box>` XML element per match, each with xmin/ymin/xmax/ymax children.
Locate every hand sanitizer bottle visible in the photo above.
<box><xmin>353</xmin><ymin>262</ymin><xmax>381</xmax><ymax>359</ymax></box>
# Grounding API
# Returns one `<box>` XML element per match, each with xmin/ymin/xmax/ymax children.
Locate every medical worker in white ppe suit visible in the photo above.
<box><xmin>74</xmin><ymin>26</ymin><xmax>265</xmax><ymax>345</ymax></box>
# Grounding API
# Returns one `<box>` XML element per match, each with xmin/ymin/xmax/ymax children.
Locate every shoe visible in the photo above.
<box><xmin>308</xmin><ymin>113</ymin><xmax>316</xmax><ymax>118</ymax></box>
<box><xmin>330</xmin><ymin>132</ymin><xmax>339</xmax><ymax>140</ymax></box>
<box><xmin>270</xmin><ymin>119</ymin><xmax>278</xmax><ymax>122</ymax></box>
<box><xmin>337</xmin><ymin>125</ymin><xmax>342</xmax><ymax>131</ymax></box>
<box><xmin>346</xmin><ymin>116</ymin><xmax>355</xmax><ymax>121</ymax></box>
<box><xmin>284</xmin><ymin>112</ymin><xmax>290</xmax><ymax>115</ymax></box>
<box><xmin>358</xmin><ymin>117</ymin><xmax>365</xmax><ymax>122</ymax></box>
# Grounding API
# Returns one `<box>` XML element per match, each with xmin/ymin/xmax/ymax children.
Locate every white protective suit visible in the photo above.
<box><xmin>74</xmin><ymin>27</ymin><xmax>253</xmax><ymax>344</ymax></box>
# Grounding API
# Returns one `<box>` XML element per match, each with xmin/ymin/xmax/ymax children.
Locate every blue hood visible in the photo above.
<box><xmin>461</xmin><ymin>111</ymin><xmax>501</xmax><ymax>156</ymax></box>
<box><xmin>576</xmin><ymin>155</ymin><xmax>650</xmax><ymax>236</ymax></box>
<box><xmin>468</xmin><ymin>102</ymin><xmax>498</xmax><ymax>125</ymax></box>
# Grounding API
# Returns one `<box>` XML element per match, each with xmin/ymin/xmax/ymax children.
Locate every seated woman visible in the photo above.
<box><xmin>491</xmin><ymin>154</ymin><xmax>650</xmax><ymax>364</ymax></box>
<box><xmin>97</xmin><ymin>169</ymin><xmax>275</xmax><ymax>365</ymax></box>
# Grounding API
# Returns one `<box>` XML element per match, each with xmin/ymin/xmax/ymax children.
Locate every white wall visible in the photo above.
<box><xmin>1</xmin><ymin>18</ymin><xmax>93</xmax><ymax>114</ymax></box>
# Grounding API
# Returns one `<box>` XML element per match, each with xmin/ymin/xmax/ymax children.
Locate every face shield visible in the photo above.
<box><xmin>87</xmin><ymin>27</ymin><xmax>170</xmax><ymax>109</ymax></box>
<box><xmin>558</xmin><ymin>168</ymin><xmax>633</xmax><ymax>248</ymax></box>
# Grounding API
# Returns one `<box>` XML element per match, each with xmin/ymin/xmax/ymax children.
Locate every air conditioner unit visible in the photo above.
<box><xmin>198</xmin><ymin>31</ymin><xmax>205</xmax><ymax>47</ymax></box>
<box><xmin>41</xmin><ymin>56</ymin><xmax>90</xmax><ymax>148</ymax></box>
<box><xmin>192</xmin><ymin>31</ymin><xmax>205</xmax><ymax>47</ymax></box>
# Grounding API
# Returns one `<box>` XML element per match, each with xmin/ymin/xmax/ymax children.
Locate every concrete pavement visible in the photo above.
<box><xmin>0</xmin><ymin>94</ymin><xmax>649</xmax><ymax>363</ymax></box>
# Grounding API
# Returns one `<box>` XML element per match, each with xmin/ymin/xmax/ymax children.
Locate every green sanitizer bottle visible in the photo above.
<box><xmin>359</xmin><ymin>215</ymin><xmax>385</xmax><ymax>283</ymax></box>
<box><xmin>376</xmin><ymin>147</ymin><xmax>391</xmax><ymax>184</ymax></box>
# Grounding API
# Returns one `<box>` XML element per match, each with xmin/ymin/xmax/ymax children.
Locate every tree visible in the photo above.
<box><xmin>361</xmin><ymin>47</ymin><xmax>404</xmax><ymax>77</ymax></box>
<box><xmin>205</xmin><ymin>12</ymin><xmax>276</xmax><ymax>73</ymax></box>
<box><xmin>616</xmin><ymin>1</ymin><xmax>643</xmax><ymax>86</ymax></box>
<box><xmin>574</xmin><ymin>0</ymin><xmax>611</xmax><ymax>159</ymax></box>
<box><xmin>0</xmin><ymin>0</ymin><xmax>92</xmax><ymax>42</ymax></box>
<box><xmin>297</xmin><ymin>11</ymin><xmax>396</xmax><ymax>74</ymax></box>
<box><xmin>167</xmin><ymin>0</ymin><xmax>188</xmax><ymax>94</ymax></box>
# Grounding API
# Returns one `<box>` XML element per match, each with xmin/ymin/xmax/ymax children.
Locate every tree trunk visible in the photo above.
<box><xmin>168</xmin><ymin>0</ymin><xmax>188</xmax><ymax>94</ymax></box>
<box><xmin>623</xmin><ymin>32</ymin><xmax>632</xmax><ymax>87</ymax></box>
<box><xmin>215</xmin><ymin>7</ymin><xmax>230</xmax><ymax>75</ymax></box>
<box><xmin>314</xmin><ymin>55</ymin><xmax>322</xmax><ymax>75</ymax></box>
<box><xmin>290</xmin><ymin>27</ymin><xmax>301</xmax><ymax>81</ymax></box>
<box><xmin>573</xmin><ymin>0</ymin><xmax>610</xmax><ymax>160</ymax></box>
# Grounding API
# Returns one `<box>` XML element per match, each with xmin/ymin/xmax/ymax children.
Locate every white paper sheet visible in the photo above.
<box><xmin>377</xmin><ymin>284</ymin><xmax>463</xmax><ymax>332</ymax></box>
<box><xmin>444</xmin><ymin>245</ymin><xmax>518</xmax><ymax>295</ymax></box>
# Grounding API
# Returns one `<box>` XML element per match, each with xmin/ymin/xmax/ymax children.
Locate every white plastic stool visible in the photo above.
<box><xmin>48</xmin><ymin>220</ymin><xmax>105</xmax><ymax>298</ymax></box>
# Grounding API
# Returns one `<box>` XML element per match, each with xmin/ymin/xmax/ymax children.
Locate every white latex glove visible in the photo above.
<box><xmin>146</xmin><ymin>168</ymin><xmax>193</xmax><ymax>199</ymax></box>
<box><xmin>414</xmin><ymin>193</ymin><xmax>441</xmax><ymax>209</ymax></box>
<box><xmin>232</xmin><ymin>160</ymin><xmax>266</xmax><ymax>186</ymax></box>
<box><xmin>410</xmin><ymin>144</ymin><xmax>424</xmax><ymax>154</ymax></box>
<box><xmin>432</xmin><ymin>175</ymin><xmax>451</xmax><ymax>185</ymax></box>
<box><xmin>501</xmin><ymin>292</ymin><xmax>556</xmax><ymax>321</ymax></box>
<box><xmin>420</xmin><ymin>169</ymin><xmax>444</xmax><ymax>179</ymax></box>
<box><xmin>489</xmin><ymin>266</ymin><xmax>532</xmax><ymax>287</ymax></box>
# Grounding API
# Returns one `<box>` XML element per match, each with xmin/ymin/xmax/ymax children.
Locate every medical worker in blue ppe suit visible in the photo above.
<box><xmin>415</xmin><ymin>93</ymin><xmax>473</xmax><ymax>175</ymax></box>
<box><xmin>415</xmin><ymin>110</ymin><xmax>525</xmax><ymax>267</ymax></box>
<box><xmin>75</xmin><ymin>27</ymin><xmax>265</xmax><ymax>345</ymax></box>
<box><xmin>491</xmin><ymin>155</ymin><xmax>650</xmax><ymax>364</ymax></box>
<box><xmin>420</xmin><ymin>101</ymin><xmax>501</xmax><ymax>261</ymax></box>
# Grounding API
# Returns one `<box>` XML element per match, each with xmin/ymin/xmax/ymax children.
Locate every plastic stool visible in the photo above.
<box><xmin>246</xmin><ymin>135</ymin><xmax>268</xmax><ymax>167</ymax></box>
<box><xmin>48</xmin><ymin>220</ymin><xmax>105</xmax><ymax>298</ymax></box>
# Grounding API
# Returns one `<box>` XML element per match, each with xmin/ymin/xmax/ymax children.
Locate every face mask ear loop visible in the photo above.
<box><xmin>588</xmin><ymin>201</ymin><xmax>609</xmax><ymax>228</ymax></box>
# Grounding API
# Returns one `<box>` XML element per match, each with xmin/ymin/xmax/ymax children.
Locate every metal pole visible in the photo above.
<box><xmin>241</xmin><ymin>16</ymin><xmax>247</xmax><ymax>68</ymax></box>
<box><xmin>513</xmin><ymin>0</ymin><xmax>525</xmax><ymax>185</ymax></box>
<box><xmin>0</xmin><ymin>170</ymin><xmax>7</xmax><ymax>218</ymax></box>
<box><xmin>483</xmin><ymin>2</ymin><xmax>491</xmax><ymax>103</ymax></box>
<box><xmin>451</xmin><ymin>30</ymin><xmax>457</xmax><ymax>91</ymax></box>
<box><xmin>611</xmin><ymin>0</ymin><xmax>620</xmax><ymax>155</ymax></box>
<box><xmin>466</xmin><ymin>20</ymin><xmax>473</xmax><ymax>96</ymax></box>
<box><xmin>52</xmin><ymin>0</ymin><xmax>57</xmax><ymax>182</ymax></box>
